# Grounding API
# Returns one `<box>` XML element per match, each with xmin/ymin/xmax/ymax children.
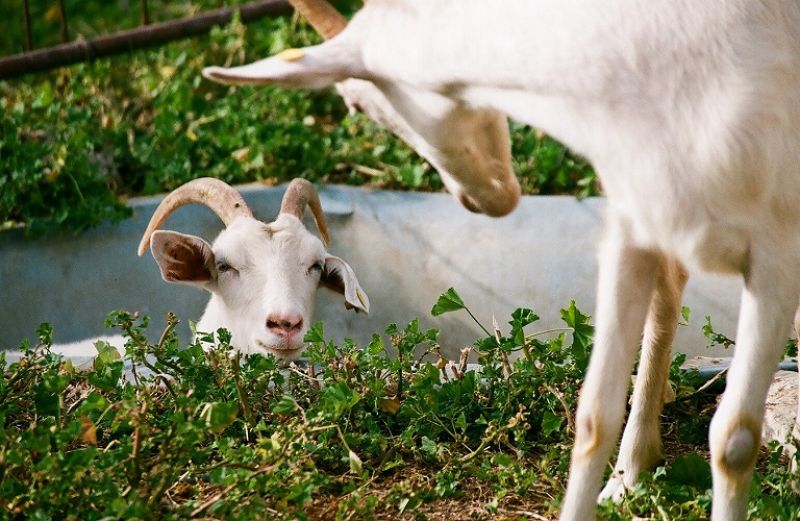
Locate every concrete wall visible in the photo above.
<box><xmin>0</xmin><ymin>184</ymin><xmax>745</xmax><ymax>358</ymax></box>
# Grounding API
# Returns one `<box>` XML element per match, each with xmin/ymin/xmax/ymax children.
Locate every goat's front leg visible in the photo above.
<box><xmin>709</xmin><ymin>245</ymin><xmax>799</xmax><ymax>520</ymax></box>
<box><xmin>560</xmin><ymin>219</ymin><xmax>659</xmax><ymax>521</ymax></box>
<box><xmin>598</xmin><ymin>256</ymin><xmax>688</xmax><ymax>502</ymax></box>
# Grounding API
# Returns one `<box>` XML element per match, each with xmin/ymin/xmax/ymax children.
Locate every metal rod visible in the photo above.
<box><xmin>22</xmin><ymin>0</ymin><xmax>33</xmax><ymax>51</ymax></box>
<box><xmin>0</xmin><ymin>0</ymin><xmax>292</xmax><ymax>79</ymax></box>
<box><xmin>58</xmin><ymin>0</ymin><xmax>69</xmax><ymax>43</ymax></box>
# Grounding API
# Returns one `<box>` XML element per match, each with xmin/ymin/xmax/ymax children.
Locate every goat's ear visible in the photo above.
<box><xmin>202</xmin><ymin>41</ymin><xmax>362</xmax><ymax>90</ymax></box>
<box><xmin>150</xmin><ymin>230</ymin><xmax>216</xmax><ymax>286</ymax></box>
<box><xmin>320</xmin><ymin>255</ymin><xmax>369</xmax><ymax>313</ymax></box>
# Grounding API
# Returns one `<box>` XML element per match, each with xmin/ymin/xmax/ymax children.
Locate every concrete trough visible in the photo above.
<box><xmin>1</xmin><ymin>183</ymin><xmax>748</xmax><ymax>359</ymax></box>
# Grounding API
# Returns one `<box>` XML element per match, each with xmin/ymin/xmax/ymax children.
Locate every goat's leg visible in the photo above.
<box><xmin>709</xmin><ymin>248</ymin><xmax>799</xmax><ymax>521</ymax></box>
<box><xmin>560</xmin><ymin>220</ymin><xmax>659</xmax><ymax>521</ymax></box>
<box><xmin>598</xmin><ymin>256</ymin><xmax>688</xmax><ymax>502</ymax></box>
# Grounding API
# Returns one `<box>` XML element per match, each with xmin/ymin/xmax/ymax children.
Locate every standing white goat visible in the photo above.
<box><xmin>202</xmin><ymin>0</ymin><xmax>800</xmax><ymax>519</ymax></box>
<box><xmin>138</xmin><ymin>177</ymin><xmax>369</xmax><ymax>359</ymax></box>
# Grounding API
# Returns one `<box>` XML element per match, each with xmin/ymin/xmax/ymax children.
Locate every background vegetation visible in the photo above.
<box><xmin>0</xmin><ymin>0</ymin><xmax>596</xmax><ymax>235</ymax></box>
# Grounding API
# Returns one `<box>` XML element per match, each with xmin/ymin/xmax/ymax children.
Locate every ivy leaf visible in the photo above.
<box><xmin>304</xmin><ymin>322</ymin><xmax>325</xmax><ymax>344</ymax></box>
<box><xmin>36</xmin><ymin>322</ymin><xmax>53</xmax><ymax>347</ymax></box>
<box><xmin>541</xmin><ymin>410</ymin><xmax>563</xmax><ymax>436</ymax></box>
<box><xmin>93</xmin><ymin>341</ymin><xmax>120</xmax><ymax>372</ymax></box>
<box><xmin>561</xmin><ymin>301</ymin><xmax>593</xmax><ymax>371</ymax></box>
<box><xmin>431</xmin><ymin>288</ymin><xmax>465</xmax><ymax>316</ymax></box>
<box><xmin>510</xmin><ymin>308</ymin><xmax>539</xmax><ymax>344</ymax></box>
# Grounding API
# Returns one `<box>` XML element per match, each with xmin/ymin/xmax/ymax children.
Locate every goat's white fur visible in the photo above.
<box><xmin>203</xmin><ymin>0</ymin><xmax>800</xmax><ymax>518</ymax></box>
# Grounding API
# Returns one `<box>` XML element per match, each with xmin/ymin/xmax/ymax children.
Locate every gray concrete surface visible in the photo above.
<box><xmin>0</xmin><ymin>184</ymin><xmax>747</xmax><ymax>358</ymax></box>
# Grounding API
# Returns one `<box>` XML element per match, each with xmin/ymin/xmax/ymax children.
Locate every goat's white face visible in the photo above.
<box><xmin>141</xmin><ymin>178</ymin><xmax>368</xmax><ymax>359</ymax></box>
<box><xmin>211</xmin><ymin>216</ymin><xmax>325</xmax><ymax>356</ymax></box>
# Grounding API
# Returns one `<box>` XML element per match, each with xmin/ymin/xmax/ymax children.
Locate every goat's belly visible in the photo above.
<box><xmin>631</xmin><ymin>222</ymin><xmax>747</xmax><ymax>275</ymax></box>
<box><xmin>621</xmin><ymin>193</ymin><xmax>800</xmax><ymax>276</ymax></box>
<box><xmin>616</xmin><ymin>195</ymin><xmax>762</xmax><ymax>276</ymax></box>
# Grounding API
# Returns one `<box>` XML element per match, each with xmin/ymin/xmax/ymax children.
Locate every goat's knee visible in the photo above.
<box><xmin>575</xmin><ymin>411</ymin><xmax>604</xmax><ymax>459</ymax></box>
<box><xmin>455</xmin><ymin>176</ymin><xmax>520</xmax><ymax>217</ymax></box>
<box><xmin>574</xmin><ymin>404</ymin><xmax>623</xmax><ymax>460</ymax></box>
<box><xmin>710</xmin><ymin>415</ymin><xmax>761</xmax><ymax>490</ymax></box>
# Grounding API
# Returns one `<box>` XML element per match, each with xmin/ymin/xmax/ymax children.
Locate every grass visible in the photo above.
<box><xmin>0</xmin><ymin>0</ymin><xmax>596</xmax><ymax>236</ymax></box>
<box><xmin>1</xmin><ymin>289</ymin><xmax>798</xmax><ymax>520</ymax></box>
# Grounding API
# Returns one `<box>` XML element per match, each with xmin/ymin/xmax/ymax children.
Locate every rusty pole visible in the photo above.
<box><xmin>0</xmin><ymin>0</ymin><xmax>293</xmax><ymax>79</ymax></box>
<box><xmin>141</xmin><ymin>0</ymin><xmax>150</xmax><ymax>25</ymax></box>
<box><xmin>22</xmin><ymin>0</ymin><xmax>33</xmax><ymax>51</ymax></box>
<box><xmin>57</xmin><ymin>0</ymin><xmax>69</xmax><ymax>43</ymax></box>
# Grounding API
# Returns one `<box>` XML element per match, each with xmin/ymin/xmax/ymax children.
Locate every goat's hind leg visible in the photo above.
<box><xmin>598</xmin><ymin>256</ymin><xmax>688</xmax><ymax>502</ymax></box>
<box><xmin>560</xmin><ymin>219</ymin><xmax>660</xmax><ymax>521</ymax></box>
<box><xmin>709</xmin><ymin>246</ymin><xmax>800</xmax><ymax>520</ymax></box>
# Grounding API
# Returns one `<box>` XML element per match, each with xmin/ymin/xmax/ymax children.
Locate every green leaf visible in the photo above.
<box><xmin>431</xmin><ymin>288</ymin><xmax>466</xmax><ymax>316</ymax></box>
<box><xmin>272</xmin><ymin>395</ymin><xmax>298</xmax><ymax>415</ymax></box>
<box><xmin>680</xmin><ymin>306</ymin><xmax>692</xmax><ymax>326</ymax></box>
<box><xmin>203</xmin><ymin>402</ymin><xmax>238</xmax><ymax>434</ymax></box>
<box><xmin>93</xmin><ymin>341</ymin><xmax>121</xmax><ymax>372</ymax></box>
<box><xmin>561</xmin><ymin>301</ymin><xmax>593</xmax><ymax>371</ymax></box>
<box><xmin>319</xmin><ymin>382</ymin><xmax>361</xmax><ymax>421</ymax></box>
<box><xmin>34</xmin><ymin>385</ymin><xmax>60</xmax><ymax>416</ymax></box>
<box><xmin>665</xmin><ymin>454</ymin><xmax>712</xmax><ymax>489</ymax></box>
<box><xmin>455</xmin><ymin>411</ymin><xmax>468</xmax><ymax>431</ymax></box>
<box><xmin>541</xmin><ymin>410</ymin><xmax>563</xmax><ymax>436</ymax></box>
<box><xmin>304</xmin><ymin>321</ymin><xmax>325</xmax><ymax>344</ymax></box>
<box><xmin>510</xmin><ymin>308</ymin><xmax>539</xmax><ymax>344</ymax></box>
<box><xmin>420</xmin><ymin>436</ymin><xmax>440</xmax><ymax>457</ymax></box>
<box><xmin>36</xmin><ymin>323</ymin><xmax>53</xmax><ymax>347</ymax></box>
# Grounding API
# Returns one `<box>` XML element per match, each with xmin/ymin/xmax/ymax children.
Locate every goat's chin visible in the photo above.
<box><xmin>252</xmin><ymin>336</ymin><xmax>305</xmax><ymax>360</ymax></box>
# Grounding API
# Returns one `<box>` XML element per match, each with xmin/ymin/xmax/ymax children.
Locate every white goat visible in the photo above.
<box><xmin>202</xmin><ymin>0</ymin><xmax>800</xmax><ymax>519</ymax></box>
<box><xmin>137</xmin><ymin>177</ymin><xmax>369</xmax><ymax>359</ymax></box>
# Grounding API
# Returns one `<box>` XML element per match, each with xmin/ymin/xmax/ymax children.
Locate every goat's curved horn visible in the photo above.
<box><xmin>288</xmin><ymin>0</ymin><xmax>347</xmax><ymax>40</ymax></box>
<box><xmin>137</xmin><ymin>177</ymin><xmax>253</xmax><ymax>256</ymax></box>
<box><xmin>280</xmin><ymin>179</ymin><xmax>330</xmax><ymax>247</ymax></box>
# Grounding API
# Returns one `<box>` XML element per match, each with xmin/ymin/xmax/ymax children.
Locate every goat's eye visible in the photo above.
<box><xmin>308</xmin><ymin>261</ymin><xmax>323</xmax><ymax>275</ymax></box>
<box><xmin>216</xmin><ymin>262</ymin><xmax>234</xmax><ymax>274</ymax></box>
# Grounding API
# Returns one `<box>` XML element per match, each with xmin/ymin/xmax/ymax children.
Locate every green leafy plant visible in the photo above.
<box><xmin>2</xmin><ymin>291</ymin><xmax>797</xmax><ymax>519</ymax></box>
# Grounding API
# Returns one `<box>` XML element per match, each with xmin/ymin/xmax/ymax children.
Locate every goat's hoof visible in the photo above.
<box><xmin>597</xmin><ymin>474</ymin><xmax>629</xmax><ymax>504</ymax></box>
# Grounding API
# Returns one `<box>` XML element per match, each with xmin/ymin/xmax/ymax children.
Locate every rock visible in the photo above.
<box><xmin>683</xmin><ymin>357</ymin><xmax>798</xmax><ymax>455</ymax></box>
<box><xmin>762</xmin><ymin>370</ymin><xmax>798</xmax><ymax>457</ymax></box>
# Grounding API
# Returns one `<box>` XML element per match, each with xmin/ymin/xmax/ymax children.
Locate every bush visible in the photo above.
<box><xmin>2</xmin><ymin>290</ymin><xmax>797</xmax><ymax>520</ymax></box>
<box><xmin>0</xmin><ymin>1</ymin><xmax>596</xmax><ymax>235</ymax></box>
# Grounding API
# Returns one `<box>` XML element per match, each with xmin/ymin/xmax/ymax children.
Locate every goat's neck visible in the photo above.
<box><xmin>356</xmin><ymin>0</ymin><xmax>745</xmax><ymax>162</ymax></box>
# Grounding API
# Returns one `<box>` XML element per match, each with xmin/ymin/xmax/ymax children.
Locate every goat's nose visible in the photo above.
<box><xmin>266</xmin><ymin>314</ymin><xmax>304</xmax><ymax>336</ymax></box>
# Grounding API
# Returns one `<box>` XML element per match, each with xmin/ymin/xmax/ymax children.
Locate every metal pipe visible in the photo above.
<box><xmin>0</xmin><ymin>0</ymin><xmax>292</xmax><ymax>79</ymax></box>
